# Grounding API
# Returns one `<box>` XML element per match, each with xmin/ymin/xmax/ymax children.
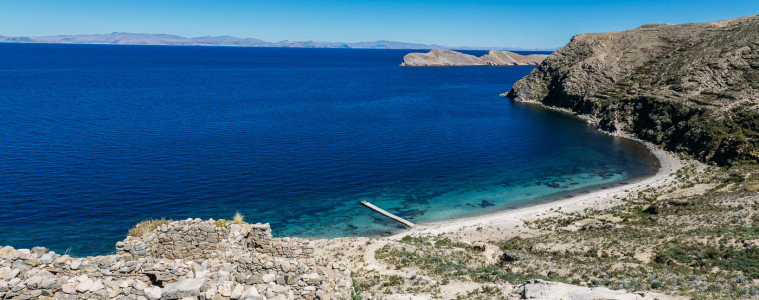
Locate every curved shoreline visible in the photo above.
<box><xmin>389</xmin><ymin>137</ymin><xmax>683</xmax><ymax>238</ymax></box>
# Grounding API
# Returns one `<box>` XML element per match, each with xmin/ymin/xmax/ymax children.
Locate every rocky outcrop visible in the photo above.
<box><xmin>401</xmin><ymin>49</ymin><xmax>481</xmax><ymax>66</ymax></box>
<box><xmin>0</xmin><ymin>218</ymin><xmax>352</xmax><ymax>299</ymax></box>
<box><xmin>401</xmin><ymin>49</ymin><xmax>548</xmax><ymax>66</ymax></box>
<box><xmin>506</xmin><ymin>14</ymin><xmax>759</xmax><ymax>165</ymax></box>
<box><xmin>480</xmin><ymin>50</ymin><xmax>547</xmax><ymax>66</ymax></box>
<box><xmin>513</xmin><ymin>279</ymin><xmax>663</xmax><ymax>300</ymax></box>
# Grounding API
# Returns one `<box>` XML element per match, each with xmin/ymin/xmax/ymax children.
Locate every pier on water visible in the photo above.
<box><xmin>360</xmin><ymin>201</ymin><xmax>415</xmax><ymax>228</ymax></box>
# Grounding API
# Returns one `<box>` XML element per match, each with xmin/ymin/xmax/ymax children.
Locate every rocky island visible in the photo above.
<box><xmin>401</xmin><ymin>49</ymin><xmax>548</xmax><ymax>66</ymax></box>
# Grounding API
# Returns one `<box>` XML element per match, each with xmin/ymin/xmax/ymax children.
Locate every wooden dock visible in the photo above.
<box><xmin>360</xmin><ymin>201</ymin><xmax>415</xmax><ymax>228</ymax></box>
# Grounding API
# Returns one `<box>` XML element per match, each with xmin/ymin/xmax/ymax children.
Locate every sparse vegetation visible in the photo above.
<box><xmin>127</xmin><ymin>218</ymin><xmax>169</xmax><ymax>237</ymax></box>
<box><xmin>499</xmin><ymin>165</ymin><xmax>759</xmax><ymax>298</ymax></box>
<box><xmin>339</xmin><ymin>162</ymin><xmax>759</xmax><ymax>299</ymax></box>
<box><xmin>233</xmin><ymin>211</ymin><xmax>246</xmax><ymax>224</ymax></box>
<box><xmin>350</xmin><ymin>272</ymin><xmax>363</xmax><ymax>300</ymax></box>
<box><xmin>214</xmin><ymin>219</ymin><xmax>228</xmax><ymax>229</ymax></box>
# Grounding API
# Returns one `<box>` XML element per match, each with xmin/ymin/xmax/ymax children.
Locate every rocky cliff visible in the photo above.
<box><xmin>401</xmin><ymin>49</ymin><xmax>548</xmax><ymax>66</ymax></box>
<box><xmin>506</xmin><ymin>14</ymin><xmax>759</xmax><ymax>165</ymax></box>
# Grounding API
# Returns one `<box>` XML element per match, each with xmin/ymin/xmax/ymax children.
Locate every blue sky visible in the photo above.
<box><xmin>2</xmin><ymin>0</ymin><xmax>758</xmax><ymax>49</ymax></box>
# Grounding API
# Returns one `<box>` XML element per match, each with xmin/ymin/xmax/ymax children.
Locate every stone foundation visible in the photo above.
<box><xmin>0</xmin><ymin>218</ymin><xmax>352</xmax><ymax>300</ymax></box>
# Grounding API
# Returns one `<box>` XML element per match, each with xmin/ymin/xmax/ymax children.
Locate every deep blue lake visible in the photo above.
<box><xmin>0</xmin><ymin>44</ymin><xmax>658</xmax><ymax>256</ymax></box>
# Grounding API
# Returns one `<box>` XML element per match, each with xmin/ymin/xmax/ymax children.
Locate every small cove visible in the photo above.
<box><xmin>0</xmin><ymin>44</ymin><xmax>659</xmax><ymax>255</ymax></box>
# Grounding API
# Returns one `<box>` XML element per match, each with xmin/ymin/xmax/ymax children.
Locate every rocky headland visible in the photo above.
<box><xmin>506</xmin><ymin>14</ymin><xmax>759</xmax><ymax>165</ymax></box>
<box><xmin>400</xmin><ymin>49</ymin><xmax>548</xmax><ymax>67</ymax></box>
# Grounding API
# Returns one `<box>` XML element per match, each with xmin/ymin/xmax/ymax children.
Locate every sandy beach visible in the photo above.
<box><xmin>390</xmin><ymin>139</ymin><xmax>686</xmax><ymax>240</ymax></box>
<box><xmin>313</xmin><ymin>138</ymin><xmax>691</xmax><ymax>299</ymax></box>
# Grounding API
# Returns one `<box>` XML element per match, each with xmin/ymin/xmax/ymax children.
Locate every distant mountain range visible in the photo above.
<box><xmin>0</xmin><ymin>32</ymin><xmax>555</xmax><ymax>51</ymax></box>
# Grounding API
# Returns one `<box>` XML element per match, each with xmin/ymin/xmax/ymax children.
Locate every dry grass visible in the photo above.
<box><xmin>127</xmin><ymin>218</ymin><xmax>169</xmax><ymax>237</ymax></box>
<box><xmin>233</xmin><ymin>211</ymin><xmax>245</xmax><ymax>224</ymax></box>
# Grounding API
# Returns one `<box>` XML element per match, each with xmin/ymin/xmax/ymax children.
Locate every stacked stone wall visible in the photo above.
<box><xmin>0</xmin><ymin>218</ymin><xmax>351</xmax><ymax>300</ymax></box>
<box><xmin>116</xmin><ymin>219</ymin><xmax>312</xmax><ymax>262</ymax></box>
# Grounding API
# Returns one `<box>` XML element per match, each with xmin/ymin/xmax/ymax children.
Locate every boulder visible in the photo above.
<box><xmin>75</xmin><ymin>276</ymin><xmax>94</xmax><ymax>293</ymax></box>
<box><xmin>161</xmin><ymin>277</ymin><xmax>206</xmax><ymax>299</ymax></box>
<box><xmin>262</xmin><ymin>273</ymin><xmax>276</xmax><ymax>284</ymax></box>
<box><xmin>145</xmin><ymin>286</ymin><xmax>162</xmax><ymax>300</ymax></box>
<box><xmin>242</xmin><ymin>285</ymin><xmax>260</xmax><ymax>298</ymax></box>
<box><xmin>89</xmin><ymin>279</ymin><xmax>105</xmax><ymax>292</ymax></box>
<box><xmin>0</xmin><ymin>246</ymin><xmax>18</xmax><ymax>260</ymax></box>
<box><xmin>39</xmin><ymin>252</ymin><xmax>56</xmax><ymax>265</ymax></box>
<box><xmin>30</xmin><ymin>247</ymin><xmax>49</xmax><ymax>257</ymax></box>
<box><xmin>514</xmin><ymin>279</ymin><xmax>647</xmax><ymax>300</ymax></box>
<box><xmin>61</xmin><ymin>282</ymin><xmax>77</xmax><ymax>294</ymax></box>
<box><xmin>231</xmin><ymin>284</ymin><xmax>244</xmax><ymax>299</ymax></box>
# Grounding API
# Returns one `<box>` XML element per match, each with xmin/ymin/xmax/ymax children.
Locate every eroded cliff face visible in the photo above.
<box><xmin>401</xmin><ymin>49</ymin><xmax>548</xmax><ymax>66</ymax></box>
<box><xmin>507</xmin><ymin>15</ymin><xmax>759</xmax><ymax>165</ymax></box>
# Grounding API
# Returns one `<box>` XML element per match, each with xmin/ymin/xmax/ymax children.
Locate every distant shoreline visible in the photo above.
<box><xmin>0</xmin><ymin>42</ymin><xmax>555</xmax><ymax>54</ymax></box>
<box><xmin>0</xmin><ymin>32</ymin><xmax>558</xmax><ymax>51</ymax></box>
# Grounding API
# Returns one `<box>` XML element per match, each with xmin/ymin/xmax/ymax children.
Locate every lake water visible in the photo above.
<box><xmin>0</xmin><ymin>44</ymin><xmax>659</xmax><ymax>255</ymax></box>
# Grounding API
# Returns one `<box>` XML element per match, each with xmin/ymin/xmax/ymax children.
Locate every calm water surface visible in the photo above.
<box><xmin>0</xmin><ymin>44</ymin><xmax>659</xmax><ymax>255</ymax></box>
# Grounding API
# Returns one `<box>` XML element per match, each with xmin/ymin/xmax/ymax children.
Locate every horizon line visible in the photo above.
<box><xmin>0</xmin><ymin>31</ymin><xmax>561</xmax><ymax>52</ymax></box>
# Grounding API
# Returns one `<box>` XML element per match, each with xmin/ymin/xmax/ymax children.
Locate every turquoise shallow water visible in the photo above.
<box><xmin>0</xmin><ymin>44</ymin><xmax>659</xmax><ymax>255</ymax></box>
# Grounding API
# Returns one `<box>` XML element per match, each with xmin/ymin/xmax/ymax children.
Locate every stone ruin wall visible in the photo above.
<box><xmin>0</xmin><ymin>218</ymin><xmax>352</xmax><ymax>300</ymax></box>
<box><xmin>116</xmin><ymin>220</ymin><xmax>312</xmax><ymax>261</ymax></box>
